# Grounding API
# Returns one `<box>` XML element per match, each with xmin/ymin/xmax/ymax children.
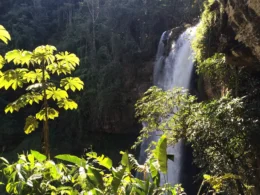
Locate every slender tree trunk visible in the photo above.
<box><xmin>42</xmin><ymin>64</ymin><xmax>50</xmax><ymax>159</ymax></box>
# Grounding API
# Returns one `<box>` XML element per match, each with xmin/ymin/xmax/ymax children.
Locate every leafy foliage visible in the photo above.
<box><xmin>0</xmin><ymin>25</ymin><xmax>11</xmax><ymax>44</ymax></box>
<box><xmin>0</xmin><ymin>25</ymin><xmax>84</xmax><ymax>156</ymax></box>
<box><xmin>1</xmin><ymin>45</ymin><xmax>83</xmax><ymax>125</ymax></box>
<box><xmin>0</xmin><ymin>141</ymin><xmax>185</xmax><ymax>195</ymax></box>
<box><xmin>135</xmin><ymin>86</ymin><xmax>257</xmax><ymax>194</ymax></box>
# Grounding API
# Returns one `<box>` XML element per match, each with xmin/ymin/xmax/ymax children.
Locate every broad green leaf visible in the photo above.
<box><xmin>46</xmin><ymin>87</ymin><xmax>68</xmax><ymax>101</ymax></box>
<box><xmin>57</xmin><ymin>99</ymin><xmax>78</xmax><ymax>110</ymax></box>
<box><xmin>5</xmin><ymin>50</ymin><xmax>32</xmax><ymax>66</ymax></box>
<box><xmin>23</xmin><ymin>69</ymin><xmax>50</xmax><ymax>83</ymax></box>
<box><xmin>24</xmin><ymin>116</ymin><xmax>39</xmax><ymax>134</ymax></box>
<box><xmin>55</xmin><ymin>51</ymin><xmax>79</xmax><ymax>70</ymax></box>
<box><xmin>5</xmin><ymin>97</ymin><xmax>28</xmax><ymax>113</ymax></box>
<box><xmin>60</xmin><ymin>77</ymin><xmax>84</xmax><ymax>91</ymax></box>
<box><xmin>30</xmin><ymin>150</ymin><xmax>47</xmax><ymax>162</ymax></box>
<box><xmin>27</xmin><ymin>154</ymin><xmax>34</xmax><ymax>165</ymax></box>
<box><xmin>86</xmin><ymin>152</ymin><xmax>113</xmax><ymax>169</ymax></box>
<box><xmin>36</xmin><ymin>107</ymin><xmax>59</xmax><ymax>121</ymax></box>
<box><xmin>26</xmin><ymin>92</ymin><xmax>43</xmax><ymax>104</ymax></box>
<box><xmin>46</xmin><ymin>62</ymin><xmax>72</xmax><ymax>75</ymax></box>
<box><xmin>0</xmin><ymin>25</ymin><xmax>11</xmax><ymax>44</ymax></box>
<box><xmin>98</xmin><ymin>156</ymin><xmax>112</xmax><ymax>170</ymax></box>
<box><xmin>120</xmin><ymin>151</ymin><xmax>131</xmax><ymax>172</ymax></box>
<box><xmin>153</xmin><ymin>134</ymin><xmax>167</xmax><ymax>174</ymax></box>
<box><xmin>111</xmin><ymin>166</ymin><xmax>126</xmax><ymax>193</ymax></box>
<box><xmin>32</xmin><ymin>45</ymin><xmax>56</xmax><ymax>65</ymax></box>
<box><xmin>55</xmin><ymin>154</ymin><xmax>85</xmax><ymax>166</ymax></box>
<box><xmin>87</xmin><ymin>166</ymin><xmax>104</xmax><ymax>189</ymax></box>
<box><xmin>5</xmin><ymin>92</ymin><xmax>42</xmax><ymax>114</ymax></box>
<box><xmin>149</xmin><ymin>159</ymin><xmax>160</xmax><ymax>186</ymax></box>
<box><xmin>0</xmin><ymin>68</ymin><xmax>28</xmax><ymax>90</ymax></box>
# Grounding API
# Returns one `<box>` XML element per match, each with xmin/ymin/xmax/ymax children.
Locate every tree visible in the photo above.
<box><xmin>0</xmin><ymin>25</ymin><xmax>84</xmax><ymax>158</ymax></box>
<box><xmin>134</xmin><ymin>86</ymin><xmax>256</xmax><ymax>194</ymax></box>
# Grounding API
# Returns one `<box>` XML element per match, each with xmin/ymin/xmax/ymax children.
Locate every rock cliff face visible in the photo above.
<box><xmin>226</xmin><ymin>0</ymin><xmax>260</xmax><ymax>61</ymax></box>
<box><xmin>207</xmin><ymin>0</ymin><xmax>260</xmax><ymax>68</ymax></box>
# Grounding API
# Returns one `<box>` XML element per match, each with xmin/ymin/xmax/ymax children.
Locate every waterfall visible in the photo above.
<box><xmin>139</xmin><ymin>25</ymin><xmax>197</xmax><ymax>185</ymax></box>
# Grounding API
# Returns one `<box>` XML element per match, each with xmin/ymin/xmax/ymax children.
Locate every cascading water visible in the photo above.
<box><xmin>139</xmin><ymin>25</ymin><xmax>197</xmax><ymax>186</ymax></box>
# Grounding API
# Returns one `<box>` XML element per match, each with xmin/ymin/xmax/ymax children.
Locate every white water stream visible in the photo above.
<box><xmin>139</xmin><ymin>25</ymin><xmax>197</xmax><ymax>185</ymax></box>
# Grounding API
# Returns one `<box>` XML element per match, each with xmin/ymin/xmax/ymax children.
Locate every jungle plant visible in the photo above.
<box><xmin>0</xmin><ymin>25</ymin><xmax>84</xmax><ymax>158</ymax></box>
<box><xmin>134</xmin><ymin>86</ymin><xmax>255</xmax><ymax>194</ymax></box>
<box><xmin>0</xmin><ymin>135</ymin><xmax>185</xmax><ymax>195</ymax></box>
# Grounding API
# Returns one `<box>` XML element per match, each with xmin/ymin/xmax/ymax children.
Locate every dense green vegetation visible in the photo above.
<box><xmin>0</xmin><ymin>137</ymin><xmax>183</xmax><ymax>195</ymax></box>
<box><xmin>135</xmin><ymin>86</ymin><xmax>257</xmax><ymax>194</ymax></box>
<box><xmin>0</xmin><ymin>0</ymin><xmax>202</xmax><ymax>156</ymax></box>
<box><xmin>1</xmin><ymin>0</ymin><xmax>260</xmax><ymax>194</ymax></box>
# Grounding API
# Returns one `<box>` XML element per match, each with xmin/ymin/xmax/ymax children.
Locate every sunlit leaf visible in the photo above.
<box><xmin>153</xmin><ymin>134</ymin><xmax>167</xmax><ymax>174</ymax></box>
<box><xmin>57</xmin><ymin>99</ymin><xmax>78</xmax><ymax>110</ymax></box>
<box><xmin>55</xmin><ymin>154</ymin><xmax>85</xmax><ymax>166</ymax></box>
<box><xmin>24</xmin><ymin>116</ymin><xmax>39</xmax><ymax>134</ymax></box>
<box><xmin>0</xmin><ymin>68</ymin><xmax>28</xmax><ymax>90</ymax></box>
<box><xmin>86</xmin><ymin>152</ymin><xmax>113</xmax><ymax>170</ymax></box>
<box><xmin>30</xmin><ymin>150</ymin><xmax>47</xmax><ymax>162</ymax></box>
<box><xmin>4</xmin><ymin>94</ymin><xmax>29</xmax><ymax>113</ymax></box>
<box><xmin>32</xmin><ymin>45</ymin><xmax>57</xmax><ymax>65</ymax></box>
<box><xmin>112</xmin><ymin>166</ymin><xmax>126</xmax><ymax>193</ymax></box>
<box><xmin>36</xmin><ymin>107</ymin><xmax>59</xmax><ymax>121</ymax></box>
<box><xmin>120</xmin><ymin>151</ymin><xmax>131</xmax><ymax>172</ymax></box>
<box><xmin>60</xmin><ymin>77</ymin><xmax>84</xmax><ymax>91</ymax></box>
<box><xmin>46</xmin><ymin>87</ymin><xmax>68</xmax><ymax>101</ymax></box>
<box><xmin>0</xmin><ymin>25</ymin><xmax>11</xmax><ymax>44</ymax></box>
<box><xmin>46</xmin><ymin>62</ymin><xmax>72</xmax><ymax>75</ymax></box>
<box><xmin>5</xmin><ymin>92</ymin><xmax>43</xmax><ymax>114</ymax></box>
<box><xmin>5</xmin><ymin>50</ymin><xmax>32</xmax><ymax>66</ymax></box>
<box><xmin>87</xmin><ymin>166</ymin><xmax>104</xmax><ymax>189</ymax></box>
<box><xmin>55</xmin><ymin>51</ymin><xmax>79</xmax><ymax>70</ymax></box>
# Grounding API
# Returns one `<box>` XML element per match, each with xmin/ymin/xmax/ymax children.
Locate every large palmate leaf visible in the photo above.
<box><xmin>24</xmin><ymin>116</ymin><xmax>39</xmax><ymax>134</ymax></box>
<box><xmin>32</xmin><ymin>45</ymin><xmax>56</xmax><ymax>65</ymax></box>
<box><xmin>5</xmin><ymin>50</ymin><xmax>32</xmax><ymax>66</ymax></box>
<box><xmin>46</xmin><ymin>87</ymin><xmax>68</xmax><ymax>101</ymax></box>
<box><xmin>36</xmin><ymin>107</ymin><xmax>59</xmax><ymax>121</ymax></box>
<box><xmin>5</xmin><ymin>100</ymin><xmax>26</xmax><ymax>113</ymax></box>
<box><xmin>46</xmin><ymin>62</ymin><xmax>73</xmax><ymax>75</ymax></box>
<box><xmin>4</xmin><ymin>92</ymin><xmax>43</xmax><ymax>113</ymax></box>
<box><xmin>60</xmin><ymin>77</ymin><xmax>84</xmax><ymax>91</ymax></box>
<box><xmin>55</xmin><ymin>51</ymin><xmax>79</xmax><ymax>70</ymax></box>
<box><xmin>23</xmin><ymin>69</ymin><xmax>50</xmax><ymax>83</ymax></box>
<box><xmin>0</xmin><ymin>68</ymin><xmax>28</xmax><ymax>90</ymax></box>
<box><xmin>0</xmin><ymin>25</ymin><xmax>11</xmax><ymax>44</ymax></box>
<box><xmin>57</xmin><ymin>99</ymin><xmax>78</xmax><ymax>110</ymax></box>
<box><xmin>26</xmin><ymin>92</ymin><xmax>43</xmax><ymax>104</ymax></box>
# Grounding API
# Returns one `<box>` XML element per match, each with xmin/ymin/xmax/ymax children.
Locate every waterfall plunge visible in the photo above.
<box><xmin>139</xmin><ymin>26</ymin><xmax>197</xmax><ymax>185</ymax></box>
